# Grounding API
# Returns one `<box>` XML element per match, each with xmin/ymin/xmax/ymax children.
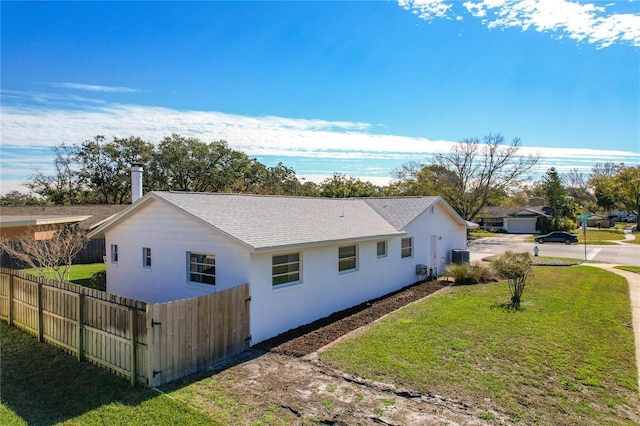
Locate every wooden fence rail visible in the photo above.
<box><xmin>0</xmin><ymin>268</ymin><xmax>250</xmax><ymax>387</ymax></box>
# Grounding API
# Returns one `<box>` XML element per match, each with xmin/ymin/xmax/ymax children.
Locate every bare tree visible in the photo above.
<box><xmin>431</xmin><ymin>134</ymin><xmax>539</xmax><ymax>220</ymax></box>
<box><xmin>591</xmin><ymin>162</ymin><xmax>618</xmax><ymax>178</ymax></box>
<box><xmin>563</xmin><ymin>168</ymin><xmax>595</xmax><ymax>206</ymax></box>
<box><xmin>26</xmin><ymin>144</ymin><xmax>82</xmax><ymax>205</ymax></box>
<box><xmin>0</xmin><ymin>224</ymin><xmax>88</xmax><ymax>282</ymax></box>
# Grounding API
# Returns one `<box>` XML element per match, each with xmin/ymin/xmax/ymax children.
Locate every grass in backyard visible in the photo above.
<box><xmin>0</xmin><ymin>322</ymin><xmax>219</xmax><ymax>425</ymax></box>
<box><xmin>319</xmin><ymin>266</ymin><xmax>640</xmax><ymax>425</ymax></box>
<box><xmin>22</xmin><ymin>262</ymin><xmax>105</xmax><ymax>287</ymax></box>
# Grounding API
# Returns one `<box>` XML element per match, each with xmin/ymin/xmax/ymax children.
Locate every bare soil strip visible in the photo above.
<box><xmin>255</xmin><ymin>279</ymin><xmax>447</xmax><ymax>357</ymax></box>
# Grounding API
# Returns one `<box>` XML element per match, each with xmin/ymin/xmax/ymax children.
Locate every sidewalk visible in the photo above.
<box><xmin>582</xmin><ymin>264</ymin><xmax>640</xmax><ymax>392</ymax></box>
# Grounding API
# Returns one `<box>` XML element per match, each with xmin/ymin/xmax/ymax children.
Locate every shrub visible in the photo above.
<box><xmin>89</xmin><ymin>270</ymin><xmax>106</xmax><ymax>291</ymax></box>
<box><xmin>442</xmin><ymin>262</ymin><xmax>496</xmax><ymax>285</ymax></box>
<box><xmin>493</xmin><ymin>251</ymin><xmax>532</xmax><ymax>309</ymax></box>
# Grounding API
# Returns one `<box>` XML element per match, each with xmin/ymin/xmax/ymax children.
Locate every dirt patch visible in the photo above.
<box><xmin>255</xmin><ymin>279</ymin><xmax>447</xmax><ymax>357</ymax></box>
<box><xmin>162</xmin><ymin>280</ymin><xmax>513</xmax><ymax>425</ymax></box>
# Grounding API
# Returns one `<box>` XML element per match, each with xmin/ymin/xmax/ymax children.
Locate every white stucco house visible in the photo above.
<box><xmin>89</xmin><ymin>191</ymin><xmax>470</xmax><ymax>344</ymax></box>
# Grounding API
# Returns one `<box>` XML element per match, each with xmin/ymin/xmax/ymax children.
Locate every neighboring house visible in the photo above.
<box><xmin>476</xmin><ymin>206</ymin><xmax>550</xmax><ymax>234</ymax></box>
<box><xmin>0</xmin><ymin>214</ymin><xmax>91</xmax><ymax>241</ymax></box>
<box><xmin>576</xmin><ymin>214</ymin><xmax>614</xmax><ymax>228</ymax></box>
<box><xmin>0</xmin><ymin>205</ymin><xmax>128</xmax><ymax>263</ymax></box>
<box><xmin>88</xmin><ymin>191</ymin><xmax>471</xmax><ymax>344</ymax></box>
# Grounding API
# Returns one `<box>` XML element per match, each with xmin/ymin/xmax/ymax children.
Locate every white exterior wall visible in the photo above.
<box><xmin>248</xmin><ymin>201</ymin><xmax>468</xmax><ymax>344</ymax></box>
<box><xmin>105</xmin><ymin>199</ymin><xmax>250</xmax><ymax>303</ymax></box>
<box><xmin>250</xmin><ymin>237</ymin><xmax>417</xmax><ymax>344</ymax></box>
<box><xmin>403</xmin><ymin>202</ymin><xmax>468</xmax><ymax>275</ymax></box>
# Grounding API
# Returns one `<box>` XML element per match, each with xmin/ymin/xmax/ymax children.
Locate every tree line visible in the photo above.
<box><xmin>3</xmin><ymin>132</ymin><xmax>638</xmax><ymax>229</ymax></box>
<box><xmin>4</xmin><ymin>134</ymin><xmax>384</xmax><ymax>205</ymax></box>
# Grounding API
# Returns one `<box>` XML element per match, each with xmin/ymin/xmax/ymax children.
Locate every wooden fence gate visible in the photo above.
<box><xmin>0</xmin><ymin>268</ymin><xmax>250</xmax><ymax>387</ymax></box>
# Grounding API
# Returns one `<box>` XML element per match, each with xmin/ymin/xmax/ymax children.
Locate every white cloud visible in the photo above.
<box><xmin>0</xmin><ymin>103</ymin><xmax>453</xmax><ymax>154</ymax></box>
<box><xmin>1</xmin><ymin>102</ymin><xmax>638</xmax><ymax>195</ymax></box>
<box><xmin>50</xmin><ymin>82</ymin><xmax>139</xmax><ymax>93</ymax></box>
<box><xmin>399</xmin><ymin>0</ymin><xmax>453</xmax><ymax>21</ymax></box>
<box><xmin>402</xmin><ymin>0</ymin><xmax>640</xmax><ymax>47</ymax></box>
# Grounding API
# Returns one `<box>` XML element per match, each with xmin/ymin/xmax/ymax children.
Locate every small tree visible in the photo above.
<box><xmin>493</xmin><ymin>251</ymin><xmax>532</xmax><ymax>310</ymax></box>
<box><xmin>0</xmin><ymin>224</ymin><xmax>88</xmax><ymax>282</ymax></box>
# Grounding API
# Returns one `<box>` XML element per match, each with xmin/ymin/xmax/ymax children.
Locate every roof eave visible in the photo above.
<box><xmin>0</xmin><ymin>215</ymin><xmax>92</xmax><ymax>228</ymax></box>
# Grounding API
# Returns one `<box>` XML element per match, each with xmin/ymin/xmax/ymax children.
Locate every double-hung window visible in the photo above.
<box><xmin>189</xmin><ymin>253</ymin><xmax>215</xmax><ymax>285</ymax></box>
<box><xmin>338</xmin><ymin>245</ymin><xmax>357</xmax><ymax>273</ymax></box>
<box><xmin>142</xmin><ymin>247</ymin><xmax>152</xmax><ymax>268</ymax></box>
<box><xmin>401</xmin><ymin>237</ymin><xmax>413</xmax><ymax>259</ymax></box>
<box><xmin>272</xmin><ymin>253</ymin><xmax>301</xmax><ymax>286</ymax></box>
<box><xmin>110</xmin><ymin>244</ymin><xmax>118</xmax><ymax>263</ymax></box>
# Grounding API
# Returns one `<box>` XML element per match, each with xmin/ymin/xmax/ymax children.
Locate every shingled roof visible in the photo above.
<box><xmin>477</xmin><ymin>206</ymin><xmax>549</xmax><ymax>219</ymax></box>
<box><xmin>89</xmin><ymin>192</ymin><xmax>468</xmax><ymax>252</ymax></box>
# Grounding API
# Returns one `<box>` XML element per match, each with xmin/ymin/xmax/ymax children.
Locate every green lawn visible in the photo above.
<box><xmin>468</xmin><ymin>229</ymin><xmax>502</xmax><ymax>238</ymax></box>
<box><xmin>0</xmin><ymin>322</ymin><xmax>219</xmax><ymax>426</ymax></box>
<box><xmin>616</xmin><ymin>266</ymin><xmax>640</xmax><ymax>274</ymax></box>
<box><xmin>573</xmin><ymin>228</ymin><xmax>626</xmax><ymax>244</ymax></box>
<box><xmin>483</xmin><ymin>254</ymin><xmax>585</xmax><ymax>266</ymax></box>
<box><xmin>22</xmin><ymin>263</ymin><xmax>105</xmax><ymax>287</ymax></box>
<box><xmin>320</xmin><ymin>266</ymin><xmax>640</xmax><ymax>425</ymax></box>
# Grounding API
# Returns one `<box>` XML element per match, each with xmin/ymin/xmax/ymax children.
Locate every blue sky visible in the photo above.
<box><xmin>1</xmin><ymin>0</ymin><xmax>639</xmax><ymax>194</ymax></box>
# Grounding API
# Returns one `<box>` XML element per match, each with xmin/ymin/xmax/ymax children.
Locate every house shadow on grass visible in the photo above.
<box><xmin>0</xmin><ymin>322</ymin><xmax>159</xmax><ymax>426</ymax></box>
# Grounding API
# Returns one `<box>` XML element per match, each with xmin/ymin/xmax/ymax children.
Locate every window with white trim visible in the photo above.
<box><xmin>143</xmin><ymin>247</ymin><xmax>152</xmax><ymax>268</ymax></box>
<box><xmin>376</xmin><ymin>241</ymin><xmax>387</xmax><ymax>258</ymax></box>
<box><xmin>189</xmin><ymin>253</ymin><xmax>215</xmax><ymax>285</ymax></box>
<box><xmin>110</xmin><ymin>244</ymin><xmax>118</xmax><ymax>263</ymax></box>
<box><xmin>272</xmin><ymin>253</ymin><xmax>301</xmax><ymax>286</ymax></box>
<box><xmin>338</xmin><ymin>245</ymin><xmax>358</xmax><ymax>273</ymax></box>
<box><xmin>401</xmin><ymin>237</ymin><xmax>413</xmax><ymax>259</ymax></box>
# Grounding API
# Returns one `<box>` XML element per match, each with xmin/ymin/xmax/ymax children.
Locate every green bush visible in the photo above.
<box><xmin>89</xmin><ymin>270</ymin><xmax>106</xmax><ymax>291</ymax></box>
<box><xmin>536</xmin><ymin>215</ymin><xmax>574</xmax><ymax>233</ymax></box>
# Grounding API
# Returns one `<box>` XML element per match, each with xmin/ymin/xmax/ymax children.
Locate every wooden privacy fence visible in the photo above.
<box><xmin>0</xmin><ymin>268</ymin><xmax>250</xmax><ymax>387</ymax></box>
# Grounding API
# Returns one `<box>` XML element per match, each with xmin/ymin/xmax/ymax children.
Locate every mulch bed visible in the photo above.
<box><xmin>255</xmin><ymin>279</ymin><xmax>448</xmax><ymax>357</ymax></box>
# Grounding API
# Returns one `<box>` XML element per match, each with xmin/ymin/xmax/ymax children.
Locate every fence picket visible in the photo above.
<box><xmin>0</xmin><ymin>269</ymin><xmax>248</xmax><ymax>388</ymax></box>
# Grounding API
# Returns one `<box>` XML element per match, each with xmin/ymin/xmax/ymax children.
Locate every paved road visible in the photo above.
<box><xmin>468</xmin><ymin>234</ymin><xmax>640</xmax><ymax>266</ymax></box>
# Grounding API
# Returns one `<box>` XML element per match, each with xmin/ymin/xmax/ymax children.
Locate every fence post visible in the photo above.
<box><xmin>77</xmin><ymin>293</ymin><xmax>84</xmax><ymax>361</ymax></box>
<box><xmin>37</xmin><ymin>283</ymin><xmax>44</xmax><ymax>342</ymax></box>
<box><xmin>146</xmin><ymin>305</ymin><xmax>155</xmax><ymax>388</ymax></box>
<box><xmin>129</xmin><ymin>309</ymin><xmax>137</xmax><ymax>386</ymax></box>
<box><xmin>8</xmin><ymin>273</ymin><xmax>14</xmax><ymax>326</ymax></box>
